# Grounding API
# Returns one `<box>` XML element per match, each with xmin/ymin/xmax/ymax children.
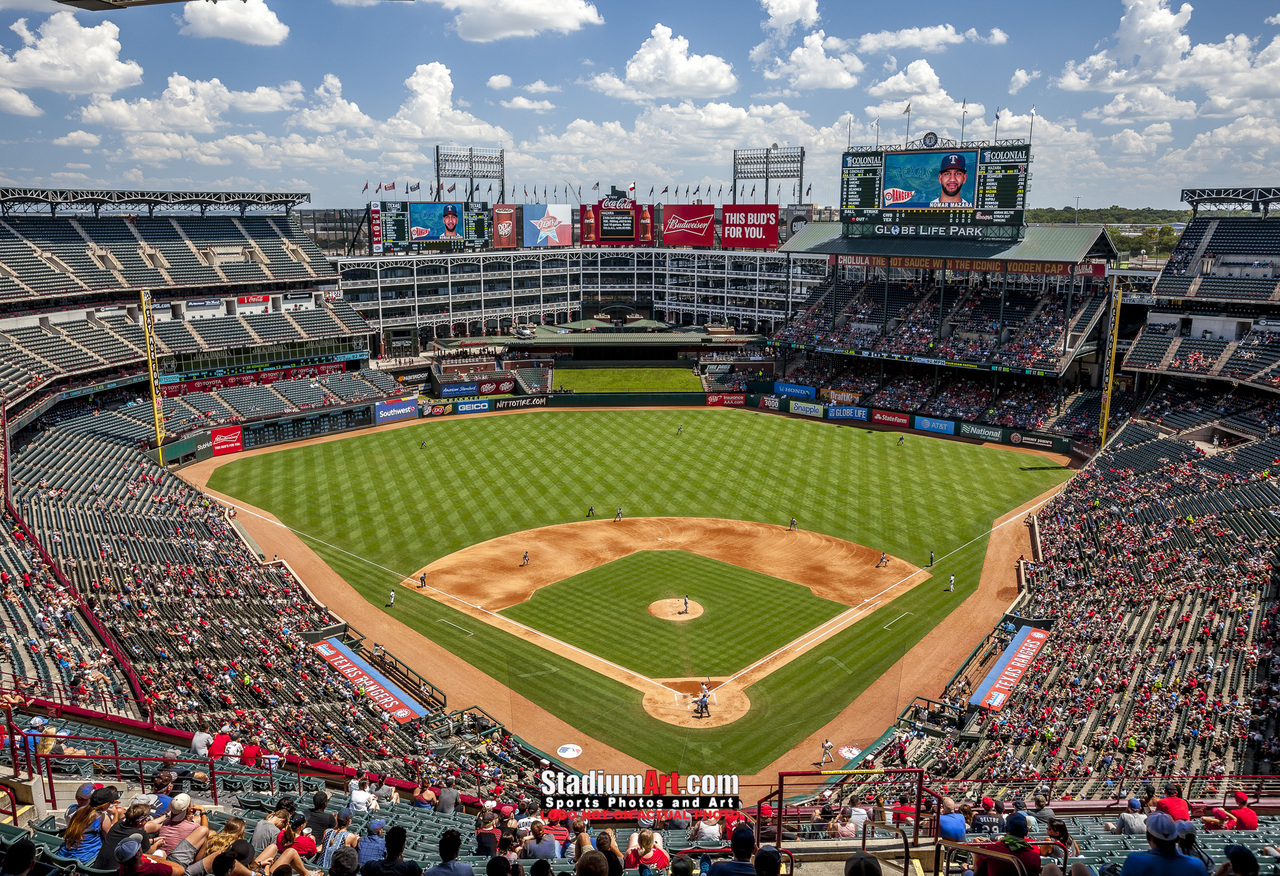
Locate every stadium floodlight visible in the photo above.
<box><xmin>435</xmin><ymin>146</ymin><xmax>504</xmax><ymax>202</ymax></box>
<box><xmin>732</xmin><ymin>146</ymin><xmax>804</xmax><ymax>205</ymax></box>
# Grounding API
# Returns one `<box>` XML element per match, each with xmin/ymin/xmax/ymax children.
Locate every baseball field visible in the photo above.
<box><xmin>549</xmin><ymin>367</ymin><xmax>704</xmax><ymax>393</ymax></box>
<box><xmin>205</xmin><ymin>407</ymin><xmax>1072</xmax><ymax>774</ymax></box>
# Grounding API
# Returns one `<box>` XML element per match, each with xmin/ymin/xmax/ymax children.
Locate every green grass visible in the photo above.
<box><xmin>208</xmin><ymin>408</ymin><xmax>1073</xmax><ymax>773</ymax></box>
<box><xmin>501</xmin><ymin>551</ymin><xmax>846</xmax><ymax>678</ymax></box>
<box><xmin>552</xmin><ymin>367</ymin><xmax>704</xmax><ymax>393</ymax></box>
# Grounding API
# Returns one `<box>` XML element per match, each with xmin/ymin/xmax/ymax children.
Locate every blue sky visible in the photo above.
<box><xmin>0</xmin><ymin>0</ymin><xmax>1278</xmax><ymax>209</ymax></box>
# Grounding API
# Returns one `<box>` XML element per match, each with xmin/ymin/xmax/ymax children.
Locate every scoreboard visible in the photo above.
<box><xmin>370</xmin><ymin>201</ymin><xmax>490</xmax><ymax>253</ymax></box>
<box><xmin>840</xmin><ymin>142</ymin><xmax>1029</xmax><ymax>240</ymax></box>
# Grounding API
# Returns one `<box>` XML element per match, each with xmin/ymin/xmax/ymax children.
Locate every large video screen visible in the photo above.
<box><xmin>840</xmin><ymin>144</ymin><xmax>1029</xmax><ymax>239</ymax></box>
<box><xmin>370</xmin><ymin>201</ymin><xmax>489</xmax><ymax>253</ymax></box>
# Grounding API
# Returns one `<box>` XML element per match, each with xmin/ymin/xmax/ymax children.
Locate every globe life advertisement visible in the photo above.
<box><xmin>540</xmin><ymin>768</ymin><xmax>740</xmax><ymax>815</ymax></box>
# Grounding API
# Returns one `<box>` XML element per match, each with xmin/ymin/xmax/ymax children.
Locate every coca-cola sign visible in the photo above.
<box><xmin>581</xmin><ymin>200</ymin><xmax>653</xmax><ymax>246</ymax></box>
<box><xmin>600</xmin><ymin>197</ymin><xmax>634</xmax><ymax>209</ymax></box>
<box><xmin>661</xmin><ymin>205</ymin><xmax>715</xmax><ymax>247</ymax></box>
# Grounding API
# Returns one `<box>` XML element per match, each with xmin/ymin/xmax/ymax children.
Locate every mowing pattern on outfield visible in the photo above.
<box><xmin>500</xmin><ymin>551</ymin><xmax>845</xmax><ymax>678</ymax></box>
<box><xmin>552</xmin><ymin>368</ymin><xmax>704</xmax><ymax>393</ymax></box>
<box><xmin>209</xmin><ymin>409</ymin><xmax>1072</xmax><ymax>772</ymax></box>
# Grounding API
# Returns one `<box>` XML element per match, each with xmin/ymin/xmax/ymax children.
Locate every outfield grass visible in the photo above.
<box><xmin>501</xmin><ymin>551</ymin><xmax>846</xmax><ymax>678</ymax></box>
<box><xmin>209</xmin><ymin>408</ymin><xmax>1072</xmax><ymax>772</ymax></box>
<box><xmin>552</xmin><ymin>367</ymin><xmax>704</xmax><ymax>393</ymax></box>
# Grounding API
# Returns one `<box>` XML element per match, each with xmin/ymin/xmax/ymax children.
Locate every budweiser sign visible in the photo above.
<box><xmin>661</xmin><ymin>205</ymin><xmax>715</xmax><ymax>247</ymax></box>
<box><xmin>210</xmin><ymin>425</ymin><xmax>243</xmax><ymax>456</ymax></box>
<box><xmin>665</xmin><ymin>214</ymin><xmax>711</xmax><ymax>234</ymax></box>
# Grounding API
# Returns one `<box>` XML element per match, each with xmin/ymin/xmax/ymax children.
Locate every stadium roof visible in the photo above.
<box><xmin>1180</xmin><ymin>186</ymin><xmax>1280</xmax><ymax>213</ymax></box>
<box><xmin>0</xmin><ymin>188</ymin><xmax>310</xmax><ymax>217</ymax></box>
<box><xmin>782</xmin><ymin>223</ymin><xmax>1116</xmax><ymax>264</ymax></box>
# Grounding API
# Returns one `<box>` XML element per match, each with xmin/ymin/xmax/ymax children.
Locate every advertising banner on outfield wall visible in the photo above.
<box><xmin>494</xmin><ymin>396</ymin><xmax>549</xmax><ymax>410</ymax></box>
<box><xmin>456</xmin><ymin>399</ymin><xmax>491</xmax><ymax>414</ymax></box>
<box><xmin>913</xmin><ymin>416</ymin><xmax>956</xmax><ymax>435</ymax></box>
<box><xmin>970</xmin><ymin>626</ymin><xmax>1050</xmax><ymax>711</ymax></box>
<box><xmin>422</xmin><ymin>402</ymin><xmax>455</xmax><ymax>417</ymax></box>
<box><xmin>755</xmin><ymin>394</ymin><xmax>781</xmax><ymax>411</ymax></box>
<box><xmin>375</xmin><ymin>397</ymin><xmax>419</xmax><ymax>425</ymax></box>
<box><xmin>788</xmin><ymin>400</ymin><xmax>825</xmax><ymax>418</ymax></box>
<box><xmin>311</xmin><ymin>639</ymin><xmax>425</xmax><ymax>724</ymax></box>
<box><xmin>477</xmin><ymin>378</ymin><xmax>517</xmax><ymax>395</ymax></box>
<box><xmin>774</xmin><ymin>381</ymin><xmax>817</xmax><ymax>400</ymax></box>
<box><xmin>871</xmin><ymin>410</ymin><xmax>909</xmax><ymax>427</ymax></box>
<box><xmin>1007</xmin><ymin>430</ymin><xmax>1057</xmax><ymax>450</ymax></box>
<box><xmin>828</xmin><ymin>405</ymin><xmax>869</xmax><ymax>421</ymax></box>
<box><xmin>704</xmin><ymin>393</ymin><xmax>745</xmax><ymax>406</ymax></box>
<box><xmin>441</xmin><ymin>382</ymin><xmax>479</xmax><ymax>398</ymax></box>
<box><xmin>822</xmin><ymin>389</ymin><xmax>859</xmax><ymax>405</ymax></box>
<box><xmin>959</xmin><ymin>422</ymin><xmax>1006</xmax><ymax>443</ymax></box>
<box><xmin>211</xmin><ymin>425</ymin><xmax>243</xmax><ymax>456</ymax></box>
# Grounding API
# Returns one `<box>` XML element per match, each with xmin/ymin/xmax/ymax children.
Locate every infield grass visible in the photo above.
<box><xmin>501</xmin><ymin>551</ymin><xmax>845</xmax><ymax>678</ymax></box>
<box><xmin>209</xmin><ymin>408</ymin><xmax>1072</xmax><ymax>773</ymax></box>
<box><xmin>551</xmin><ymin>367</ymin><xmax>704</xmax><ymax>393</ymax></box>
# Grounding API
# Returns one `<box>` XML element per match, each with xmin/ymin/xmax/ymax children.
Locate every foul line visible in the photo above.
<box><xmin>212</xmin><ymin>497</ymin><xmax>684</xmax><ymax>696</ymax></box>
<box><xmin>883</xmin><ymin>612</ymin><xmax>912</xmax><ymax>631</ymax></box>
<box><xmin>437</xmin><ymin>619</ymin><xmax>474</xmax><ymax>637</ymax></box>
<box><xmin>715</xmin><ymin>487</ymin><xmax>1065</xmax><ymax>692</ymax></box>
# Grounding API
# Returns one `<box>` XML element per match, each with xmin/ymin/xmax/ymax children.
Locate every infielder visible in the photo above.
<box><xmin>521</xmin><ymin>551</ymin><xmax>529</xmax><ymax>567</ymax></box>
<box><xmin>388</xmin><ymin>590</ymin><xmax>395</xmax><ymax>607</ymax></box>
<box><xmin>948</xmin><ymin>574</ymin><xmax>955</xmax><ymax>592</ymax></box>
<box><xmin>788</xmin><ymin>517</ymin><xmax>797</xmax><ymax>531</ymax></box>
<box><xmin>821</xmin><ymin>738</ymin><xmax>834</xmax><ymax>765</ymax></box>
<box><xmin>614</xmin><ymin>508</ymin><xmax>623</xmax><ymax>522</ymax></box>
<box><xmin>683</xmin><ymin>595</ymin><xmax>689</xmax><ymax>615</ymax></box>
<box><xmin>587</xmin><ymin>506</ymin><xmax>596</xmax><ymax>517</ymax></box>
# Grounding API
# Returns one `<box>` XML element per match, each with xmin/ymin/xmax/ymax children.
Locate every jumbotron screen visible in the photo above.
<box><xmin>370</xmin><ymin>201</ymin><xmax>489</xmax><ymax>253</ymax></box>
<box><xmin>840</xmin><ymin>143</ymin><xmax>1029</xmax><ymax>239</ymax></box>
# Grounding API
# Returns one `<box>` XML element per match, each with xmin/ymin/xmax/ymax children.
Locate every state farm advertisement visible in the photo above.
<box><xmin>871</xmin><ymin>410</ymin><xmax>909</xmax><ymax>427</ymax></box>
<box><xmin>661</xmin><ymin>205</ymin><xmax>715</xmax><ymax>247</ymax></box>
<box><xmin>721</xmin><ymin>205</ymin><xmax>779</xmax><ymax>250</ymax></box>
<box><xmin>210</xmin><ymin>425</ymin><xmax>243</xmax><ymax>456</ymax></box>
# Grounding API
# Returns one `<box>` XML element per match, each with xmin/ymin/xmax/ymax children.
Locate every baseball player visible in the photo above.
<box><xmin>821</xmin><ymin>739</ymin><xmax>834</xmax><ymax>765</ymax></box>
<box><xmin>700</xmin><ymin>681</ymin><xmax>709</xmax><ymax>697</ymax></box>
<box><xmin>419</xmin><ymin>573</ymin><xmax>426</xmax><ymax>589</ymax></box>
<box><xmin>614</xmin><ymin>508</ymin><xmax>623</xmax><ymax>522</ymax></box>
<box><xmin>587</xmin><ymin>506</ymin><xmax>596</xmax><ymax>517</ymax></box>
<box><xmin>388</xmin><ymin>590</ymin><xmax>395</xmax><ymax>607</ymax></box>
<box><xmin>677</xmin><ymin>425</ymin><xmax>683</xmax><ymax>436</ymax></box>
<box><xmin>683</xmin><ymin>595</ymin><xmax>689</xmax><ymax>615</ymax></box>
<box><xmin>788</xmin><ymin>517</ymin><xmax>797</xmax><ymax>531</ymax></box>
<box><xmin>897</xmin><ymin>435</ymin><xmax>905</xmax><ymax>446</ymax></box>
<box><xmin>930</xmin><ymin>551</ymin><xmax>935</xmax><ymax>567</ymax></box>
<box><xmin>521</xmin><ymin>551</ymin><xmax>529</xmax><ymax>567</ymax></box>
<box><xmin>948</xmin><ymin>574</ymin><xmax>955</xmax><ymax>592</ymax></box>
<box><xmin>877</xmin><ymin>552</ymin><xmax>887</xmax><ymax>568</ymax></box>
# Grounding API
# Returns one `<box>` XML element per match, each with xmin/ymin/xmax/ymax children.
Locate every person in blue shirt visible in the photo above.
<box><xmin>938</xmin><ymin>798</ymin><xmax>966</xmax><ymax>843</ymax></box>
<box><xmin>1119</xmin><ymin>812</ymin><xmax>1211</xmax><ymax>875</ymax></box>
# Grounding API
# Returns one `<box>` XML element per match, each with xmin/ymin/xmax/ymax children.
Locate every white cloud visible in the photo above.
<box><xmin>589</xmin><ymin>24</ymin><xmax>738</xmax><ymax>101</ymax></box>
<box><xmin>865</xmin><ymin>59</ymin><xmax>981</xmax><ymax>130</ymax></box>
<box><xmin>1109</xmin><ymin>121</ymin><xmax>1174</xmax><ymax>155</ymax></box>
<box><xmin>524</xmin><ymin>79</ymin><xmax>560</xmax><ymax>93</ymax></box>
<box><xmin>1084</xmin><ymin>84</ymin><xmax>1197</xmax><ymax>123</ymax></box>
<box><xmin>857</xmin><ymin>24</ymin><xmax>1006</xmax><ymax>54</ymax></box>
<box><xmin>0</xmin><ymin>85</ymin><xmax>39</xmax><ymax>116</ymax></box>
<box><xmin>52</xmin><ymin>130</ymin><xmax>100</xmax><ymax>147</ymax></box>
<box><xmin>425</xmin><ymin>0</ymin><xmax>602</xmax><ymax>42</ymax></box>
<box><xmin>486</xmin><ymin>74</ymin><xmax>513</xmax><ymax>90</ymax></box>
<box><xmin>80</xmin><ymin>74</ymin><xmax>303</xmax><ymax>133</ymax></box>
<box><xmin>500</xmin><ymin>96</ymin><xmax>555</xmax><ymax>112</ymax></box>
<box><xmin>759</xmin><ymin>0</ymin><xmax>819</xmax><ymax>36</ymax></box>
<box><xmin>1008</xmin><ymin>68</ymin><xmax>1040</xmax><ymax>94</ymax></box>
<box><xmin>178</xmin><ymin>0</ymin><xmax>290</xmax><ymax>47</ymax></box>
<box><xmin>763</xmin><ymin>31</ymin><xmax>863</xmax><ymax>90</ymax></box>
<box><xmin>290</xmin><ymin>74</ymin><xmax>373</xmax><ymax>132</ymax></box>
<box><xmin>1268</xmin><ymin>14</ymin><xmax>1280</xmax><ymax>26</ymax></box>
<box><xmin>386</xmin><ymin>62</ymin><xmax>508</xmax><ymax>142</ymax></box>
<box><xmin>0</xmin><ymin>12</ymin><xmax>142</xmax><ymax>96</ymax></box>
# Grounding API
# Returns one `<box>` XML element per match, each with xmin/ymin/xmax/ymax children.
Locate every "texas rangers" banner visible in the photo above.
<box><xmin>969</xmin><ymin>626</ymin><xmax>1050</xmax><ymax>711</ymax></box>
<box><xmin>310</xmin><ymin>638</ymin><xmax>426</xmax><ymax>724</ymax></box>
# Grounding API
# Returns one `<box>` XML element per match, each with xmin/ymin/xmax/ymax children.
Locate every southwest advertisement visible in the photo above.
<box><xmin>375</xmin><ymin>397</ymin><xmax>419</xmax><ymax>425</ymax></box>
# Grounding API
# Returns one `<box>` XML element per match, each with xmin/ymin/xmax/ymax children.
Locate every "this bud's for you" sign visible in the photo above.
<box><xmin>720</xmin><ymin>205</ymin><xmax>779</xmax><ymax>250</ymax></box>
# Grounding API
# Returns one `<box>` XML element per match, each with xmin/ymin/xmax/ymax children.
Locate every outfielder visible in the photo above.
<box><xmin>614</xmin><ymin>508</ymin><xmax>623</xmax><ymax>522</ymax></box>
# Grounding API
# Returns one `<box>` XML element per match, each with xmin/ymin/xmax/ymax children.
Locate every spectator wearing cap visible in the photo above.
<box><xmin>842</xmin><ymin>852</ymin><xmax>881</xmax><ymax>876</ymax></box>
<box><xmin>1119</xmin><ymin>811</ymin><xmax>1207</xmax><ymax>875</ymax></box>
<box><xmin>1009</xmin><ymin>800</ymin><xmax>1037</xmax><ymax>835</ymax></box>
<box><xmin>1223</xmin><ymin>844</ymin><xmax>1260</xmax><ymax>876</ymax></box>
<box><xmin>66</xmin><ymin>783</ymin><xmax>95</xmax><ymax>819</ymax></box>
<box><xmin>423</xmin><ymin>829</ymin><xmax>474</xmax><ymax>876</ymax></box>
<box><xmin>304</xmin><ymin>791</ymin><xmax>336</xmax><ymax>839</ymax></box>
<box><xmin>22</xmin><ymin>716</ymin><xmax>46</xmax><ymax>758</ymax></box>
<box><xmin>147</xmin><ymin>793</ymin><xmax>209</xmax><ymax>868</ymax></box>
<box><xmin>98</xmin><ymin>804</ymin><xmax>157</xmax><ymax>869</ymax></box>
<box><xmin>60</xmin><ymin>787</ymin><xmax>119</xmax><ymax>863</ymax></box>
<box><xmin>114</xmin><ymin>831</ymin><xmax>185</xmax><ymax>876</ymax></box>
<box><xmin>971</xmin><ymin>812</ymin><xmax>1040</xmax><ymax>876</ymax></box>
<box><xmin>971</xmin><ymin>798</ymin><xmax>1004</xmax><ymax>836</ymax></box>
<box><xmin>331</xmin><ymin>847</ymin><xmax>361</xmax><ymax>876</ymax></box>
<box><xmin>1155</xmin><ymin>783</ymin><xmax>1191</xmax><ymax>822</ymax></box>
<box><xmin>938</xmin><ymin>798</ymin><xmax>966</xmax><ymax>843</ymax></box>
<box><xmin>360</xmin><ymin>825</ymin><xmax>421</xmax><ymax>876</ymax></box>
<box><xmin>709</xmin><ymin>825</ymin><xmax>757</xmax><ymax>876</ymax></box>
<box><xmin>320</xmin><ymin>810</ymin><xmax>358</xmax><ymax>869</ymax></box>
<box><xmin>890</xmin><ymin>795</ymin><xmax>916</xmax><ymax>827</ymax></box>
<box><xmin>1203</xmin><ymin>791</ymin><xmax>1258</xmax><ymax>831</ymax></box>
<box><xmin>1106</xmin><ymin>799</ymin><xmax>1147</xmax><ymax>836</ymax></box>
<box><xmin>437</xmin><ymin>778</ymin><xmax>460</xmax><ymax>816</ymax></box>
<box><xmin>0</xmin><ymin>838</ymin><xmax>38</xmax><ymax>876</ymax></box>
<box><xmin>357</xmin><ymin>820</ymin><xmax>388</xmax><ymax>867</ymax></box>
<box><xmin>1175</xmin><ymin>821</ymin><xmax>1214</xmax><ymax>872</ymax></box>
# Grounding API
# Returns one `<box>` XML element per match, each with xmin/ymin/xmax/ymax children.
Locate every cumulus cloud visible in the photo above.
<box><xmin>52</xmin><ymin>129</ymin><xmax>100</xmax><ymax>147</ymax></box>
<box><xmin>865</xmin><ymin>59</ymin><xmax>981</xmax><ymax>129</ymax></box>
<box><xmin>0</xmin><ymin>85</ymin><xmax>39</xmax><ymax>115</ymax></box>
<box><xmin>178</xmin><ymin>0</ymin><xmax>290</xmax><ymax>47</ymax></box>
<box><xmin>1109</xmin><ymin>121</ymin><xmax>1174</xmax><ymax>155</ymax></box>
<box><xmin>749</xmin><ymin>0</ymin><xmax>820</xmax><ymax>65</ymax></box>
<box><xmin>763</xmin><ymin>31</ymin><xmax>863</xmax><ymax>90</ymax></box>
<box><xmin>500</xmin><ymin>95</ymin><xmax>555</xmax><ymax>112</ymax></box>
<box><xmin>486</xmin><ymin>74</ymin><xmax>512</xmax><ymax>90</ymax></box>
<box><xmin>1268</xmin><ymin>13</ymin><xmax>1280</xmax><ymax>25</ymax></box>
<box><xmin>857</xmin><ymin>24</ymin><xmax>1006</xmax><ymax>54</ymax></box>
<box><xmin>589</xmin><ymin>24</ymin><xmax>738</xmax><ymax>101</ymax></box>
<box><xmin>0</xmin><ymin>12</ymin><xmax>142</xmax><ymax>96</ymax></box>
<box><xmin>386</xmin><ymin>62</ymin><xmax>508</xmax><ymax>142</ymax></box>
<box><xmin>425</xmin><ymin>0</ymin><xmax>602</xmax><ymax>42</ymax></box>
<box><xmin>1084</xmin><ymin>84</ymin><xmax>1197</xmax><ymax>123</ymax></box>
<box><xmin>524</xmin><ymin>79</ymin><xmax>560</xmax><ymax>93</ymax></box>
<box><xmin>80</xmin><ymin>74</ymin><xmax>303</xmax><ymax>133</ymax></box>
<box><xmin>290</xmin><ymin>74</ymin><xmax>373</xmax><ymax>132</ymax></box>
<box><xmin>1008</xmin><ymin>68</ymin><xmax>1040</xmax><ymax>94</ymax></box>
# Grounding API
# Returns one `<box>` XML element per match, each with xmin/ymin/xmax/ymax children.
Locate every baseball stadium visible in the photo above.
<box><xmin>0</xmin><ymin>4</ymin><xmax>1277</xmax><ymax>876</ymax></box>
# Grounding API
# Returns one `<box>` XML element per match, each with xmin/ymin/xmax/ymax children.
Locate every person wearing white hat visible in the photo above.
<box><xmin>147</xmin><ymin>794</ymin><xmax>210</xmax><ymax>869</ymax></box>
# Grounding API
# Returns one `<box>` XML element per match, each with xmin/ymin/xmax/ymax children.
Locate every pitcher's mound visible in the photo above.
<box><xmin>649</xmin><ymin>598</ymin><xmax>703</xmax><ymax>621</ymax></box>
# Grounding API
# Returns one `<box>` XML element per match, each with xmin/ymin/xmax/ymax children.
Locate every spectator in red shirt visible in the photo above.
<box><xmin>973</xmin><ymin>813</ymin><xmax>1041</xmax><ymax>876</ymax></box>
<box><xmin>1154</xmin><ymin>783</ymin><xmax>1190</xmax><ymax>821</ymax></box>
<box><xmin>1203</xmin><ymin>791</ymin><xmax>1258</xmax><ymax>831</ymax></box>
<box><xmin>890</xmin><ymin>795</ymin><xmax>916</xmax><ymax>827</ymax></box>
<box><xmin>239</xmin><ymin>737</ymin><xmax>262</xmax><ymax>767</ymax></box>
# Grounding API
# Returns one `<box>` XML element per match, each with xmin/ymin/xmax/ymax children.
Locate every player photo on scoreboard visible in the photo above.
<box><xmin>881</xmin><ymin>149</ymin><xmax>978</xmax><ymax>210</ymax></box>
